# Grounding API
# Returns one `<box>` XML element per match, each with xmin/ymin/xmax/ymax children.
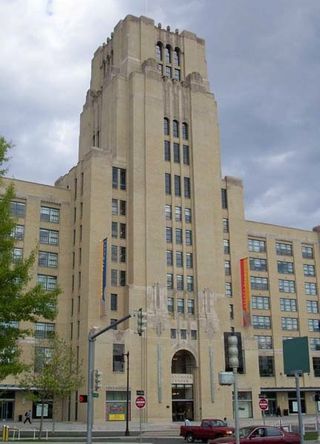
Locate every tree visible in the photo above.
<box><xmin>21</xmin><ymin>337</ymin><xmax>83</xmax><ymax>438</ymax></box>
<box><xmin>0</xmin><ymin>136</ymin><xmax>59</xmax><ymax>379</ymax></box>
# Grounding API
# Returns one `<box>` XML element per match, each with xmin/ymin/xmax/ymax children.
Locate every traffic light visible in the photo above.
<box><xmin>79</xmin><ymin>394</ymin><xmax>88</xmax><ymax>403</ymax></box>
<box><xmin>94</xmin><ymin>369</ymin><xmax>103</xmax><ymax>391</ymax></box>
<box><xmin>137</xmin><ymin>308</ymin><xmax>147</xmax><ymax>336</ymax></box>
<box><xmin>228</xmin><ymin>334</ymin><xmax>239</xmax><ymax>369</ymax></box>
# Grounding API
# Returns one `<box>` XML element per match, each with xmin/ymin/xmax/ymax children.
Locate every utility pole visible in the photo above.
<box><xmin>123</xmin><ymin>351</ymin><xmax>130</xmax><ymax>436</ymax></box>
<box><xmin>228</xmin><ymin>334</ymin><xmax>240</xmax><ymax>444</ymax></box>
<box><xmin>86</xmin><ymin>314</ymin><xmax>131</xmax><ymax>444</ymax></box>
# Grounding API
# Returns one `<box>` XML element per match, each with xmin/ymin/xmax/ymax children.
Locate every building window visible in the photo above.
<box><xmin>250</xmin><ymin>276</ymin><xmax>269</xmax><ymax>291</ymax></box>
<box><xmin>191</xmin><ymin>330</ymin><xmax>197</xmax><ymax>340</ymax></box>
<box><xmin>223</xmin><ymin>218</ymin><xmax>229</xmax><ymax>233</ymax></box>
<box><xmin>111</xmin><ymin>269</ymin><xmax>117</xmax><ymax>286</ymax></box>
<box><xmin>185</xmin><ymin>230</ymin><xmax>192</xmax><ymax>246</ymax></box>
<box><xmin>166</xmin><ymin>250</ymin><xmax>173</xmax><ymax>266</ymax></box>
<box><xmin>176</xmin><ymin>275</ymin><xmax>184</xmax><ymax>290</ymax></box>
<box><xmin>13</xmin><ymin>247</ymin><xmax>23</xmax><ymax>262</ymax></box>
<box><xmin>112</xmin><ymin>199</ymin><xmax>118</xmax><ymax>215</ymax></box>
<box><xmin>187</xmin><ymin>276</ymin><xmax>194</xmax><ymax>292</ymax></box>
<box><xmin>173</xmin><ymin>143</ymin><xmax>180</xmax><ymax>163</ymax></box>
<box><xmin>34</xmin><ymin>346</ymin><xmax>53</xmax><ymax>372</ymax></box>
<box><xmin>164</xmin><ymin>140</ymin><xmax>171</xmax><ymax>161</ymax></box>
<box><xmin>183</xmin><ymin>145</ymin><xmax>190</xmax><ymax>165</ymax></box>
<box><xmin>119</xmin><ymin>223</ymin><xmax>126</xmax><ymax>239</ymax></box>
<box><xmin>11</xmin><ymin>224</ymin><xmax>25</xmax><ymax>240</ymax></box>
<box><xmin>249</xmin><ymin>258</ymin><xmax>267</xmax><ymax>272</ymax></box>
<box><xmin>164</xmin><ymin>118</ymin><xmax>170</xmax><ymax>135</ymax></box>
<box><xmin>40</xmin><ymin>206</ymin><xmax>60</xmax><ymax>223</ymax></box>
<box><xmin>119</xmin><ymin>247</ymin><xmax>126</xmax><ymax>263</ymax></box>
<box><xmin>310</xmin><ymin>338</ymin><xmax>320</xmax><ymax>351</ymax></box>
<box><xmin>252</xmin><ymin>315</ymin><xmax>271</xmax><ymax>329</ymax></box>
<box><xmin>39</xmin><ymin>229</ymin><xmax>59</xmax><ymax>245</ymax></box>
<box><xmin>156</xmin><ymin>43</ymin><xmax>162</xmax><ymax>61</ymax></box>
<box><xmin>224</xmin><ymin>261</ymin><xmax>231</xmax><ymax>276</ymax></box>
<box><xmin>113</xmin><ymin>344</ymin><xmax>124</xmax><ymax>372</ymax></box>
<box><xmin>221</xmin><ymin>189</ymin><xmax>228</xmax><ymax>209</ymax></box>
<box><xmin>224</xmin><ymin>239</ymin><xmax>230</xmax><ymax>254</ymax></box>
<box><xmin>165</xmin><ymin>45</ymin><xmax>171</xmax><ymax>64</ymax></box>
<box><xmin>10</xmin><ymin>201</ymin><xmax>26</xmax><ymax>218</ymax></box>
<box><xmin>173</xmin><ymin>120</ymin><xmax>179</xmax><ymax>138</ymax></box>
<box><xmin>225</xmin><ymin>282</ymin><xmax>232</xmax><ymax>297</ymax></box>
<box><xmin>37</xmin><ymin>274</ymin><xmax>57</xmax><ymax>291</ymax></box>
<box><xmin>313</xmin><ymin>357</ymin><xmax>320</xmax><ymax>377</ymax></box>
<box><xmin>112</xmin><ymin>222</ymin><xmax>118</xmax><ymax>238</ymax></box>
<box><xmin>174</xmin><ymin>175</ymin><xmax>181</xmax><ymax>196</ymax></box>
<box><xmin>119</xmin><ymin>271</ymin><xmax>126</xmax><ymax>287</ymax></box>
<box><xmin>182</xmin><ymin>122</ymin><xmax>188</xmax><ymax>140</ymax></box>
<box><xmin>281</xmin><ymin>317</ymin><xmax>298</xmax><ymax>330</ymax></box>
<box><xmin>177</xmin><ymin>298</ymin><xmax>185</xmax><ymax>313</ymax></box>
<box><xmin>168</xmin><ymin>297</ymin><xmax>174</xmax><ymax>313</ymax></box>
<box><xmin>280</xmin><ymin>298</ymin><xmax>297</xmax><ymax>312</ymax></box>
<box><xmin>175</xmin><ymin>206</ymin><xmax>182</xmax><ymax>221</ymax></box>
<box><xmin>176</xmin><ymin>228</ymin><xmax>183</xmax><ymax>244</ymax></box>
<box><xmin>187</xmin><ymin>299</ymin><xmax>195</xmax><ymax>314</ymax></box>
<box><xmin>254</xmin><ymin>335</ymin><xmax>273</xmax><ymax>350</ymax></box>
<box><xmin>279</xmin><ymin>279</ymin><xmax>295</xmax><ymax>293</ymax></box>
<box><xmin>305</xmin><ymin>282</ymin><xmax>317</xmax><ymax>295</ymax></box>
<box><xmin>259</xmin><ymin>356</ymin><xmax>274</xmax><ymax>377</ymax></box>
<box><xmin>185</xmin><ymin>208</ymin><xmax>192</xmax><ymax>223</ymax></box>
<box><xmin>277</xmin><ymin>261</ymin><xmax>294</xmax><ymax>274</ymax></box>
<box><xmin>165</xmin><ymin>173</ymin><xmax>171</xmax><ymax>195</ymax></box>
<box><xmin>186</xmin><ymin>253</ymin><xmax>193</xmax><ymax>269</ymax></box>
<box><xmin>229</xmin><ymin>304</ymin><xmax>234</xmax><ymax>320</ymax></box>
<box><xmin>180</xmin><ymin>329</ymin><xmax>187</xmax><ymax>340</ymax></box>
<box><xmin>167</xmin><ymin>273</ymin><xmax>173</xmax><ymax>289</ymax></box>
<box><xmin>176</xmin><ymin>251</ymin><xmax>183</xmax><ymax>268</ymax></box>
<box><xmin>112</xmin><ymin>167</ymin><xmax>126</xmax><ymax>190</ymax></box>
<box><xmin>304</xmin><ymin>264</ymin><xmax>315</xmax><ymax>276</ymax></box>
<box><xmin>111</xmin><ymin>245</ymin><xmax>118</xmax><ymax>262</ymax></box>
<box><xmin>307</xmin><ymin>300</ymin><xmax>319</xmax><ymax>313</ymax></box>
<box><xmin>120</xmin><ymin>200</ymin><xmax>126</xmax><ymax>216</ymax></box>
<box><xmin>248</xmin><ymin>238</ymin><xmax>266</xmax><ymax>253</ymax></box>
<box><xmin>174</xmin><ymin>69</ymin><xmax>181</xmax><ymax>80</ymax></box>
<box><xmin>308</xmin><ymin>319</ymin><xmax>320</xmax><ymax>332</ymax></box>
<box><xmin>252</xmin><ymin>296</ymin><xmax>270</xmax><ymax>310</ymax></box>
<box><xmin>35</xmin><ymin>322</ymin><xmax>55</xmax><ymax>339</ymax></box>
<box><xmin>276</xmin><ymin>242</ymin><xmax>293</xmax><ymax>256</ymax></box>
<box><xmin>38</xmin><ymin>251</ymin><xmax>58</xmax><ymax>268</ymax></box>
<box><xmin>110</xmin><ymin>293</ymin><xmax>118</xmax><ymax>311</ymax></box>
<box><xmin>166</xmin><ymin>227</ymin><xmax>173</xmax><ymax>243</ymax></box>
<box><xmin>173</xmin><ymin>48</ymin><xmax>180</xmax><ymax>66</ymax></box>
<box><xmin>184</xmin><ymin>177</ymin><xmax>191</xmax><ymax>198</ymax></box>
<box><xmin>170</xmin><ymin>328</ymin><xmax>176</xmax><ymax>339</ymax></box>
<box><xmin>165</xmin><ymin>204</ymin><xmax>172</xmax><ymax>220</ymax></box>
<box><xmin>302</xmin><ymin>245</ymin><xmax>313</xmax><ymax>259</ymax></box>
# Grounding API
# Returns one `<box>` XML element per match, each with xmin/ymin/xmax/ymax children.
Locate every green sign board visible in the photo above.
<box><xmin>283</xmin><ymin>337</ymin><xmax>310</xmax><ymax>375</ymax></box>
<box><xmin>93</xmin><ymin>392</ymin><xmax>99</xmax><ymax>398</ymax></box>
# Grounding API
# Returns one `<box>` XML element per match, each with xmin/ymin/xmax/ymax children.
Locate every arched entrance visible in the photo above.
<box><xmin>171</xmin><ymin>350</ymin><xmax>196</xmax><ymax>422</ymax></box>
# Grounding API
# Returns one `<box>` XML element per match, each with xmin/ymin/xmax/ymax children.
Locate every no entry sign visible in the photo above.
<box><xmin>135</xmin><ymin>395</ymin><xmax>146</xmax><ymax>409</ymax></box>
<box><xmin>259</xmin><ymin>398</ymin><xmax>269</xmax><ymax>411</ymax></box>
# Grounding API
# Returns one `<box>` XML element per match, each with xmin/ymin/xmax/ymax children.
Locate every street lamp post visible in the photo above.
<box><xmin>122</xmin><ymin>351</ymin><xmax>130</xmax><ymax>436</ymax></box>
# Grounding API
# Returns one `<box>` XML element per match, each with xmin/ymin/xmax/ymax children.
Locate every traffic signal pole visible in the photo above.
<box><xmin>86</xmin><ymin>314</ymin><xmax>131</xmax><ymax>444</ymax></box>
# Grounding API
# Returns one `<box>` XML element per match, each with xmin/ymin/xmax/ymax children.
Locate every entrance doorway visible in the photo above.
<box><xmin>171</xmin><ymin>350</ymin><xmax>196</xmax><ymax>422</ymax></box>
<box><xmin>0</xmin><ymin>400</ymin><xmax>14</xmax><ymax>420</ymax></box>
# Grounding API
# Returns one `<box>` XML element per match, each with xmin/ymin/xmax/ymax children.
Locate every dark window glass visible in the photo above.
<box><xmin>182</xmin><ymin>123</ymin><xmax>188</xmax><ymax>140</ymax></box>
<box><xmin>164</xmin><ymin>118</ymin><xmax>170</xmax><ymax>135</ymax></box>
<box><xmin>165</xmin><ymin>46</ymin><xmax>171</xmax><ymax>63</ymax></box>
<box><xmin>174</xmin><ymin>175</ymin><xmax>181</xmax><ymax>196</ymax></box>
<box><xmin>183</xmin><ymin>145</ymin><xmax>190</xmax><ymax>165</ymax></box>
<box><xmin>156</xmin><ymin>43</ymin><xmax>162</xmax><ymax>60</ymax></box>
<box><xmin>164</xmin><ymin>140</ymin><xmax>170</xmax><ymax>161</ymax></box>
<box><xmin>221</xmin><ymin>189</ymin><xmax>228</xmax><ymax>209</ymax></box>
<box><xmin>113</xmin><ymin>344</ymin><xmax>124</xmax><ymax>372</ymax></box>
<box><xmin>184</xmin><ymin>177</ymin><xmax>191</xmax><ymax>198</ymax></box>
<box><xmin>120</xmin><ymin>169</ymin><xmax>126</xmax><ymax>190</ymax></box>
<box><xmin>165</xmin><ymin>173</ymin><xmax>171</xmax><ymax>195</ymax></box>
<box><xmin>10</xmin><ymin>201</ymin><xmax>26</xmax><ymax>218</ymax></box>
<box><xmin>112</xmin><ymin>167</ymin><xmax>118</xmax><ymax>189</ymax></box>
<box><xmin>173</xmin><ymin>49</ymin><xmax>180</xmax><ymax>65</ymax></box>
<box><xmin>173</xmin><ymin>120</ymin><xmax>179</xmax><ymax>138</ymax></box>
<box><xmin>259</xmin><ymin>356</ymin><xmax>274</xmax><ymax>377</ymax></box>
<box><xmin>110</xmin><ymin>293</ymin><xmax>117</xmax><ymax>311</ymax></box>
<box><xmin>119</xmin><ymin>223</ymin><xmax>126</xmax><ymax>239</ymax></box>
<box><xmin>176</xmin><ymin>228</ymin><xmax>183</xmax><ymax>244</ymax></box>
<box><xmin>173</xmin><ymin>143</ymin><xmax>180</xmax><ymax>163</ymax></box>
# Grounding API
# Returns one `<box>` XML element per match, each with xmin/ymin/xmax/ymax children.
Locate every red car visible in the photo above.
<box><xmin>209</xmin><ymin>425</ymin><xmax>300</xmax><ymax>444</ymax></box>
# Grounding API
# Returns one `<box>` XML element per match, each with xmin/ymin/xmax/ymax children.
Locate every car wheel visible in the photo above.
<box><xmin>186</xmin><ymin>433</ymin><xmax>194</xmax><ymax>443</ymax></box>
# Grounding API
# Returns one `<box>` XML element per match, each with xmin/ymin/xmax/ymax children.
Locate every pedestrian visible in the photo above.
<box><xmin>23</xmin><ymin>410</ymin><xmax>32</xmax><ymax>424</ymax></box>
<box><xmin>185</xmin><ymin>417</ymin><xmax>191</xmax><ymax>426</ymax></box>
<box><xmin>223</xmin><ymin>417</ymin><xmax>228</xmax><ymax>426</ymax></box>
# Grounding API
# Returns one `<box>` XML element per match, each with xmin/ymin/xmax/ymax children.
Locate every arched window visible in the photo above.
<box><xmin>182</xmin><ymin>122</ymin><xmax>188</xmax><ymax>140</ymax></box>
<box><xmin>156</xmin><ymin>42</ymin><xmax>162</xmax><ymax>61</ymax></box>
<box><xmin>173</xmin><ymin>120</ymin><xmax>179</xmax><ymax>138</ymax></box>
<box><xmin>173</xmin><ymin>48</ymin><xmax>180</xmax><ymax>66</ymax></box>
<box><xmin>164</xmin><ymin>118</ymin><xmax>170</xmax><ymax>136</ymax></box>
<box><xmin>165</xmin><ymin>45</ymin><xmax>171</xmax><ymax>64</ymax></box>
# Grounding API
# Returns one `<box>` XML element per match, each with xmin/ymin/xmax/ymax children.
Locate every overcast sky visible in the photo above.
<box><xmin>1</xmin><ymin>0</ymin><xmax>319</xmax><ymax>230</ymax></box>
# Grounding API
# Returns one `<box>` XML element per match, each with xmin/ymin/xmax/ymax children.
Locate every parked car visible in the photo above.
<box><xmin>180</xmin><ymin>418</ymin><xmax>234</xmax><ymax>443</ymax></box>
<box><xmin>209</xmin><ymin>425</ymin><xmax>300</xmax><ymax>444</ymax></box>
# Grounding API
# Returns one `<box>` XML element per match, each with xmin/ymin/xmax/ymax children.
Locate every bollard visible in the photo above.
<box><xmin>2</xmin><ymin>425</ymin><xmax>9</xmax><ymax>442</ymax></box>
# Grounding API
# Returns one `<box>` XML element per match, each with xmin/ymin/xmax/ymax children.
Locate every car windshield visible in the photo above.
<box><xmin>239</xmin><ymin>427</ymin><xmax>255</xmax><ymax>438</ymax></box>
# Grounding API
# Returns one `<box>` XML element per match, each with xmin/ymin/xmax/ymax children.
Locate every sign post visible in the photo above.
<box><xmin>259</xmin><ymin>398</ymin><xmax>269</xmax><ymax>425</ymax></box>
<box><xmin>135</xmin><ymin>395</ymin><xmax>146</xmax><ymax>443</ymax></box>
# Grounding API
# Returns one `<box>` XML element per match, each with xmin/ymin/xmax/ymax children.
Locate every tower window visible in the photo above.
<box><xmin>173</xmin><ymin>120</ymin><xmax>179</xmax><ymax>138</ymax></box>
<box><xmin>173</xmin><ymin>49</ymin><xmax>180</xmax><ymax>66</ymax></box>
<box><xmin>182</xmin><ymin>123</ymin><xmax>188</xmax><ymax>140</ymax></box>
<box><xmin>164</xmin><ymin>118</ymin><xmax>170</xmax><ymax>136</ymax></box>
<box><xmin>165</xmin><ymin>45</ymin><xmax>171</xmax><ymax>64</ymax></box>
<box><xmin>156</xmin><ymin>43</ymin><xmax>162</xmax><ymax>61</ymax></box>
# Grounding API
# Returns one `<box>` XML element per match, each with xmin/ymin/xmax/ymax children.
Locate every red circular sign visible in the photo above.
<box><xmin>135</xmin><ymin>395</ymin><xmax>146</xmax><ymax>409</ymax></box>
<box><xmin>259</xmin><ymin>398</ymin><xmax>269</xmax><ymax>410</ymax></box>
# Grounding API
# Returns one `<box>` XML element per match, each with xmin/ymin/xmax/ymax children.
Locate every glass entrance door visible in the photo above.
<box><xmin>0</xmin><ymin>401</ymin><xmax>14</xmax><ymax>420</ymax></box>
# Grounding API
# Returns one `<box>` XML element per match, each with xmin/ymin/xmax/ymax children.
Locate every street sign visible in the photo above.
<box><xmin>136</xmin><ymin>390</ymin><xmax>144</xmax><ymax>396</ymax></box>
<box><xmin>135</xmin><ymin>395</ymin><xmax>146</xmax><ymax>409</ymax></box>
<box><xmin>259</xmin><ymin>398</ymin><xmax>269</xmax><ymax>411</ymax></box>
<box><xmin>93</xmin><ymin>392</ymin><xmax>99</xmax><ymax>398</ymax></box>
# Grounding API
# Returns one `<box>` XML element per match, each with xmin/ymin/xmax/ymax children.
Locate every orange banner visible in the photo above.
<box><xmin>240</xmin><ymin>257</ymin><xmax>251</xmax><ymax>327</ymax></box>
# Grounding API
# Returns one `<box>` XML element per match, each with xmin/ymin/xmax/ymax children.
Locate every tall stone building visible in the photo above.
<box><xmin>1</xmin><ymin>15</ymin><xmax>320</xmax><ymax>424</ymax></box>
